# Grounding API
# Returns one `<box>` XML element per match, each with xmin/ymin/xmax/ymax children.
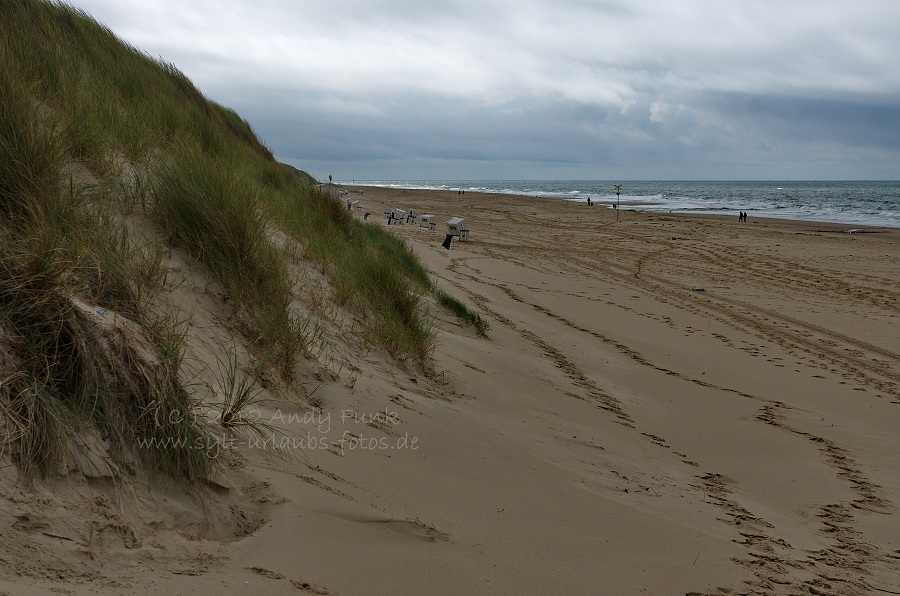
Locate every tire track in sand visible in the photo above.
<box><xmin>446</xmin><ymin>260</ymin><xmax>899</xmax><ymax>595</ymax></box>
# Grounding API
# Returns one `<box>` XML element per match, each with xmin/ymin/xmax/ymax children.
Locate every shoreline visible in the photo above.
<box><xmin>345</xmin><ymin>184</ymin><xmax>900</xmax><ymax>239</ymax></box>
<box><xmin>343</xmin><ymin>181</ymin><xmax>900</xmax><ymax>231</ymax></box>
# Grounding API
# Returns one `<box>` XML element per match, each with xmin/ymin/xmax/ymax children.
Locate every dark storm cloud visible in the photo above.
<box><xmin>63</xmin><ymin>0</ymin><xmax>900</xmax><ymax>179</ymax></box>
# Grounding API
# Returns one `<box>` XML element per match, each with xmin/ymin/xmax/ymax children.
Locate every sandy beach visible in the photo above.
<box><xmin>3</xmin><ymin>186</ymin><xmax>898</xmax><ymax>595</ymax></box>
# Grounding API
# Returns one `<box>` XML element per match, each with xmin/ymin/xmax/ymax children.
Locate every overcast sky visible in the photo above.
<box><xmin>64</xmin><ymin>0</ymin><xmax>899</xmax><ymax>181</ymax></box>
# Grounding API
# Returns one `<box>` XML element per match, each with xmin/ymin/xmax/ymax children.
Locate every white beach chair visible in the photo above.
<box><xmin>446</xmin><ymin>217</ymin><xmax>470</xmax><ymax>241</ymax></box>
<box><xmin>419</xmin><ymin>214</ymin><xmax>436</xmax><ymax>231</ymax></box>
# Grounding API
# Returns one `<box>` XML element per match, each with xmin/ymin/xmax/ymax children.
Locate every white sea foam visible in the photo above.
<box><xmin>348</xmin><ymin>180</ymin><xmax>900</xmax><ymax>228</ymax></box>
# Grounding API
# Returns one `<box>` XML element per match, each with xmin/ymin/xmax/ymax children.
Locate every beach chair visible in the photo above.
<box><xmin>446</xmin><ymin>217</ymin><xmax>470</xmax><ymax>241</ymax></box>
<box><xmin>419</xmin><ymin>214</ymin><xmax>436</xmax><ymax>231</ymax></box>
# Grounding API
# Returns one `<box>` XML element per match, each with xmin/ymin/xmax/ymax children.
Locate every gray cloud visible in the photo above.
<box><xmin>65</xmin><ymin>0</ymin><xmax>900</xmax><ymax>180</ymax></box>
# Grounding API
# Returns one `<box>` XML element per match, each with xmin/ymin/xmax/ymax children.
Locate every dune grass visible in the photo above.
<box><xmin>269</xmin><ymin>186</ymin><xmax>435</xmax><ymax>362</ymax></box>
<box><xmin>152</xmin><ymin>141</ymin><xmax>318</xmax><ymax>378</ymax></box>
<box><xmin>0</xmin><ymin>229</ymin><xmax>213</xmax><ymax>481</ymax></box>
<box><xmin>0</xmin><ymin>56</ymin><xmax>210</xmax><ymax>481</ymax></box>
<box><xmin>0</xmin><ymin>0</ymin><xmax>439</xmax><ymax>481</ymax></box>
<box><xmin>434</xmin><ymin>287</ymin><xmax>491</xmax><ymax>336</ymax></box>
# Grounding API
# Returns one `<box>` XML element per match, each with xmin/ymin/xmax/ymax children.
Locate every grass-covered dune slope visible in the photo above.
<box><xmin>0</xmin><ymin>0</ymin><xmax>482</xmax><ymax>484</ymax></box>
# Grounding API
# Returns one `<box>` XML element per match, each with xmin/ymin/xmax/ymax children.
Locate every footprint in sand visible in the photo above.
<box><xmin>245</xmin><ymin>566</ymin><xmax>336</xmax><ymax>594</ymax></box>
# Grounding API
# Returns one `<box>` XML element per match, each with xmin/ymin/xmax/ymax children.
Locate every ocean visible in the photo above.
<box><xmin>347</xmin><ymin>180</ymin><xmax>900</xmax><ymax>229</ymax></box>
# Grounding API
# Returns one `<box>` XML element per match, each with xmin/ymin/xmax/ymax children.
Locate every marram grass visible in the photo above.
<box><xmin>0</xmin><ymin>0</ymin><xmax>442</xmax><ymax>482</ymax></box>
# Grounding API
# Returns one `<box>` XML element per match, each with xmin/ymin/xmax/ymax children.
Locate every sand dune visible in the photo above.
<box><xmin>3</xmin><ymin>186</ymin><xmax>898</xmax><ymax>595</ymax></box>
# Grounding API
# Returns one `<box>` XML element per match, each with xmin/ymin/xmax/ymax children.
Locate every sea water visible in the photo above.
<box><xmin>348</xmin><ymin>180</ymin><xmax>900</xmax><ymax>229</ymax></box>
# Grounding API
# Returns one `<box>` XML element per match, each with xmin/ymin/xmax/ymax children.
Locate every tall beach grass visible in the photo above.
<box><xmin>0</xmin><ymin>0</ymin><xmax>440</xmax><ymax>482</ymax></box>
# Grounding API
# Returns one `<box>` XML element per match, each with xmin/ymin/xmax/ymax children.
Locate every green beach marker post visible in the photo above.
<box><xmin>614</xmin><ymin>184</ymin><xmax>622</xmax><ymax>222</ymax></box>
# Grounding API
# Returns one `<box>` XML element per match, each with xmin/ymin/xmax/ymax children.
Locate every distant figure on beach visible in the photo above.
<box><xmin>587</xmin><ymin>197</ymin><xmax>592</xmax><ymax>206</ymax></box>
<box><xmin>738</xmin><ymin>211</ymin><xmax>746</xmax><ymax>222</ymax></box>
